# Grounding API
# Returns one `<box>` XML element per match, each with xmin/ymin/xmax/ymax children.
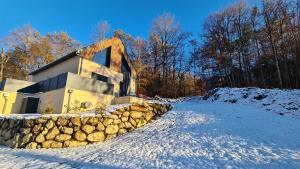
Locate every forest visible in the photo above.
<box><xmin>1</xmin><ymin>0</ymin><xmax>300</xmax><ymax>98</ymax></box>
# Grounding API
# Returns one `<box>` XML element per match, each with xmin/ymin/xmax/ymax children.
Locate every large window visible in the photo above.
<box><xmin>119</xmin><ymin>55</ymin><xmax>131</xmax><ymax>96</ymax></box>
<box><xmin>92</xmin><ymin>72</ymin><xmax>109</xmax><ymax>83</ymax></box>
<box><xmin>18</xmin><ymin>73</ymin><xmax>68</xmax><ymax>93</ymax></box>
<box><xmin>92</xmin><ymin>47</ymin><xmax>111</xmax><ymax>67</ymax></box>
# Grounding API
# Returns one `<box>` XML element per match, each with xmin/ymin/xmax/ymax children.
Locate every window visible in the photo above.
<box><xmin>42</xmin><ymin>80</ymin><xmax>50</xmax><ymax>91</ymax></box>
<box><xmin>92</xmin><ymin>73</ymin><xmax>109</xmax><ymax>83</ymax></box>
<box><xmin>0</xmin><ymin>82</ymin><xmax>3</xmax><ymax>91</ymax></box>
<box><xmin>57</xmin><ymin>73</ymin><xmax>67</xmax><ymax>88</ymax></box>
<box><xmin>18</xmin><ymin>73</ymin><xmax>68</xmax><ymax>93</ymax></box>
<box><xmin>121</xmin><ymin>55</ymin><xmax>131</xmax><ymax>74</ymax></box>
<box><xmin>92</xmin><ymin>47</ymin><xmax>111</xmax><ymax>67</ymax></box>
<box><xmin>49</xmin><ymin>77</ymin><xmax>58</xmax><ymax>90</ymax></box>
<box><xmin>119</xmin><ymin>55</ymin><xmax>131</xmax><ymax>96</ymax></box>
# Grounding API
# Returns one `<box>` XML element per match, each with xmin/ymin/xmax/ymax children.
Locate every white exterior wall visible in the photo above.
<box><xmin>30</xmin><ymin>55</ymin><xmax>81</xmax><ymax>82</ymax></box>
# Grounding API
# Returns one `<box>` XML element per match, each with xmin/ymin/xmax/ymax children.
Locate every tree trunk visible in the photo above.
<box><xmin>0</xmin><ymin>62</ymin><xmax>3</xmax><ymax>82</ymax></box>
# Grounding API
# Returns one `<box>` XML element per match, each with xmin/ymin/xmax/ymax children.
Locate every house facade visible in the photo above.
<box><xmin>0</xmin><ymin>36</ymin><xmax>142</xmax><ymax>114</ymax></box>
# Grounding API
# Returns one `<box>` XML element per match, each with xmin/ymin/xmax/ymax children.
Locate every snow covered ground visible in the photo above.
<box><xmin>204</xmin><ymin>87</ymin><xmax>300</xmax><ymax>118</ymax></box>
<box><xmin>0</xmin><ymin>88</ymin><xmax>299</xmax><ymax>169</ymax></box>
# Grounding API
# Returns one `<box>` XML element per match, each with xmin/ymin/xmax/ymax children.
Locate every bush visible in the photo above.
<box><xmin>95</xmin><ymin>102</ymin><xmax>106</xmax><ymax>115</ymax></box>
<box><xmin>40</xmin><ymin>106</ymin><xmax>55</xmax><ymax>114</ymax></box>
<box><xmin>64</xmin><ymin>100</ymin><xmax>91</xmax><ymax>113</ymax></box>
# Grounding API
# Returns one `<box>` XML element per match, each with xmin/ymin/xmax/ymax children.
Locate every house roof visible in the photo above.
<box><xmin>29</xmin><ymin>37</ymin><xmax>136</xmax><ymax>76</ymax></box>
<box><xmin>29</xmin><ymin>51</ymin><xmax>78</xmax><ymax>75</ymax></box>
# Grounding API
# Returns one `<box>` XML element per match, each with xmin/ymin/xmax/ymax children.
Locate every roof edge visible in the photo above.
<box><xmin>29</xmin><ymin>51</ymin><xmax>78</xmax><ymax>75</ymax></box>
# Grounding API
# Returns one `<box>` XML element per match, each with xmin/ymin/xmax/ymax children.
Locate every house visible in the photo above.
<box><xmin>0</xmin><ymin>36</ymin><xmax>143</xmax><ymax>114</ymax></box>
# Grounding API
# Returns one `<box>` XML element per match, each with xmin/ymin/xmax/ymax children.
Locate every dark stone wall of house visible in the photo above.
<box><xmin>0</xmin><ymin>103</ymin><xmax>172</xmax><ymax>149</ymax></box>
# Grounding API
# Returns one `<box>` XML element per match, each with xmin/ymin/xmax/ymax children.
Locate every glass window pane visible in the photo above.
<box><xmin>92</xmin><ymin>72</ymin><xmax>108</xmax><ymax>83</ymax></box>
<box><xmin>92</xmin><ymin>47</ymin><xmax>111</xmax><ymax>67</ymax></box>
<box><xmin>93</xmin><ymin>49</ymin><xmax>107</xmax><ymax>66</ymax></box>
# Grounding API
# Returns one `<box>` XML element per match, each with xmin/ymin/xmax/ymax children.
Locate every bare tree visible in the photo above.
<box><xmin>91</xmin><ymin>21</ymin><xmax>111</xmax><ymax>42</ymax></box>
<box><xmin>261</xmin><ymin>0</ymin><xmax>283</xmax><ymax>88</ymax></box>
<box><xmin>199</xmin><ymin>0</ymin><xmax>300</xmax><ymax>89</ymax></box>
<box><xmin>148</xmin><ymin>13</ymin><xmax>191</xmax><ymax>97</ymax></box>
<box><xmin>48</xmin><ymin>32</ymin><xmax>80</xmax><ymax>58</ymax></box>
<box><xmin>0</xmin><ymin>48</ymin><xmax>10</xmax><ymax>81</ymax></box>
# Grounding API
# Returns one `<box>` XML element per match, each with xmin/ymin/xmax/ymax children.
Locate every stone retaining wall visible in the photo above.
<box><xmin>0</xmin><ymin>103</ymin><xmax>172</xmax><ymax>149</ymax></box>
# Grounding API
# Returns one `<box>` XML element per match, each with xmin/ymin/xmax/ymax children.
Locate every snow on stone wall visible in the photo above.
<box><xmin>0</xmin><ymin>103</ymin><xmax>172</xmax><ymax>149</ymax></box>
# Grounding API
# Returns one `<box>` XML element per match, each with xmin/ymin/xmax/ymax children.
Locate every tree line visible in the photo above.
<box><xmin>0</xmin><ymin>25</ymin><xmax>80</xmax><ymax>80</ymax></box>
<box><xmin>1</xmin><ymin>0</ymin><xmax>299</xmax><ymax>98</ymax></box>
<box><xmin>194</xmin><ymin>0</ymin><xmax>300</xmax><ymax>89</ymax></box>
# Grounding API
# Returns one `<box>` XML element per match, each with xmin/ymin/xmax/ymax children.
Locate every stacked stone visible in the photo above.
<box><xmin>0</xmin><ymin>103</ymin><xmax>172</xmax><ymax>149</ymax></box>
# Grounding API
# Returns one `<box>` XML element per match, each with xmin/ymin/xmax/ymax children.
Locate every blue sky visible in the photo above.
<box><xmin>0</xmin><ymin>0</ymin><xmax>259</xmax><ymax>46</ymax></box>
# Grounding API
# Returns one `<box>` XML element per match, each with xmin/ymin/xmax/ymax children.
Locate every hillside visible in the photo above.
<box><xmin>203</xmin><ymin>87</ymin><xmax>300</xmax><ymax>118</ymax></box>
<box><xmin>0</xmin><ymin>88</ymin><xmax>299</xmax><ymax>168</ymax></box>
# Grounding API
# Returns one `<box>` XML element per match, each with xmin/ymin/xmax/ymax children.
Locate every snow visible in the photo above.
<box><xmin>204</xmin><ymin>87</ymin><xmax>300</xmax><ymax>118</ymax></box>
<box><xmin>153</xmin><ymin>95</ymin><xmax>186</xmax><ymax>103</ymax></box>
<box><xmin>0</xmin><ymin>104</ymin><xmax>132</xmax><ymax>120</ymax></box>
<box><xmin>0</xmin><ymin>88</ymin><xmax>300</xmax><ymax>168</ymax></box>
